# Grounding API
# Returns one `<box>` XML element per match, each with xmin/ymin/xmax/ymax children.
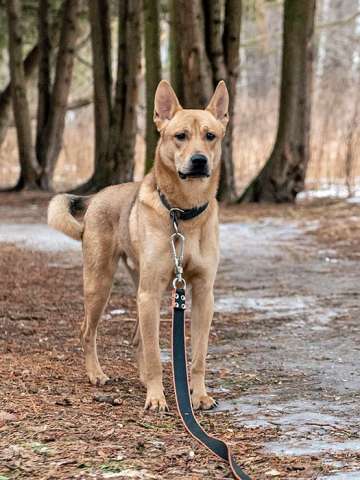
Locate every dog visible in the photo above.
<box><xmin>48</xmin><ymin>80</ymin><xmax>229</xmax><ymax>412</ymax></box>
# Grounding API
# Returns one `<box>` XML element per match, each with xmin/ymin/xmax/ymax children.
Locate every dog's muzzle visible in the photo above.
<box><xmin>178</xmin><ymin>154</ymin><xmax>210</xmax><ymax>179</ymax></box>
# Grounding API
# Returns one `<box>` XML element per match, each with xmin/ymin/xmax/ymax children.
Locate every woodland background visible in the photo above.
<box><xmin>0</xmin><ymin>0</ymin><xmax>359</xmax><ymax>202</ymax></box>
<box><xmin>1</xmin><ymin>2</ymin><xmax>360</xmax><ymax>479</ymax></box>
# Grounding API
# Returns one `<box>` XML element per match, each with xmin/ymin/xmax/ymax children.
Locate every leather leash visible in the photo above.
<box><xmin>167</xmin><ymin>203</ymin><xmax>251</xmax><ymax>480</ymax></box>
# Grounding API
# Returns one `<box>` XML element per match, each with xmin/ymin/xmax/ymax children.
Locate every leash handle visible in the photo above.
<box><xmin>171</xmin><ymin>288</ymin><xmax>252</xmax><ymax>480</ymax></box>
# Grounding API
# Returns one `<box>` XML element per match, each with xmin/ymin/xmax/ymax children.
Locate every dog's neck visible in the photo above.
<box><xmin>154</xmin><ymin>150</ymin><xmax>220</xmax><ymax>210</ymax></box>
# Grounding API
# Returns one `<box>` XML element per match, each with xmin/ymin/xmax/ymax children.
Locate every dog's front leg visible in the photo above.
<box><xmin>137</xmin><ymin>276</ymin><xmax>167</xmax><ymax>412</ymax></box>
<box><xmin>190</xmin><ymin>277</ymin><xmax>217</xmax><ymax>410</ymax></box>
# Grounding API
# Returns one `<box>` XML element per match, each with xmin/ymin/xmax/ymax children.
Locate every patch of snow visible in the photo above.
<box><xmin>101</xmin><ymin>469</ymin><xmax>156</xmax><ymax>479</ymax></box>
<box><xmin>110</xmin><ymin>309</ymin><xmax>126</xmax><ymax>316</ymax></box>
<box><xmin>215</xmin><ymin>294</ymin><xmax>313</xmax><ymax>314</ymax></box>
<box><xmin>266</xmin><ymin>439</ymin><xmax>360</xmax><ymax>456</ymax></box>
<box><xmin>298</xmin><ymin>183</ymin><xmax>360</xmax><ymax>200</ymax></box>
<box><xmin>0</xmin><ymin>224</ymin><xmax>81</xmax><ymax>252</ymax></box>
<box><xmin>318</xmin><ymin>472</ymin><xmax>360</xmax><ymax>480</ymax></box>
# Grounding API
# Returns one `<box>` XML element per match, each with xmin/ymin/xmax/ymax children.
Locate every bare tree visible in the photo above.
<box><xmin>205</xmin><ymin>0</ymin><xmax>242</xmax><ymax>200</ymax></box>
<box><xmin>169</xmin><ymin>0</ymin><xmax>184</xmax><ymax>103</ymax></box>
<box><xmin>0</xmin><ymin>45</ymin><xmax>39</xmax><ymax>149</ymax></box>
<box><xmin>36</xmin><ymin>0</ymin><xmax>51</xmax><ymax>172</ymax></box>
<box><xmin>144</xmin><ymin>0</ymin><xmax>161</xmax><ymax>173</ymax></box>
<box><xmin>241</xmin><ymin>0</ymin><xmax>316</xmax><ymax>203</ymax></box>
<box><xmin>109</xmin><ymin>0</ymin><xmax>142</xmax><ymax>184</ymax></box>
<box><xmin>177</xmin><ymin>0</ymin><xmax>213</xmax><ymax>108</ymax></box>
<box><xmin>6</xmin><ymin>0</ymin><xmax>41</xmax><ymax>190</ymax></box>
<box><xmin>74</xmin><ymin>0</ymin><xmax>141</xmax><ymax>193</ymax></box>
<box><xmin>170</xmin><ymin>0</ymin><xmax>241</xmax><ymax>201</ymax></box>
<box><xmin>36</xmin><ymin>0</ymin><xmax>81</xmax><ymax>190</ymax></box>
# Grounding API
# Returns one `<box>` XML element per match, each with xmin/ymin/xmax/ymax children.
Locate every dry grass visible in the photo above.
<box><xmin>0</xmin><ymin>82</ymin><xmax>359</xmax><ymax>195</ymax></box>
<box><xmin>233</xmin><ymin>83</ymin><xmax>360</xmax><ymax>196</ymax></box>
<box><xmin>0</xmin><ymin>107</ymin><xmax>145</xmax><ymax>192</ymax></box>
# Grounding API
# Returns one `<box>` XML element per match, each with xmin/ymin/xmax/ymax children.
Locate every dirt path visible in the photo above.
<box><xmin>0</xmin><ymin>194</ymin><xmax>359</xmax><ymax>479</ymax></box>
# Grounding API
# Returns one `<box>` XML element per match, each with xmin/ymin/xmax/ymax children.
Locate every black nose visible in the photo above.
<box><xmin>190</xmin><ymin>154</ymin><xmax>208</xmax><ymax>167</ymax></box>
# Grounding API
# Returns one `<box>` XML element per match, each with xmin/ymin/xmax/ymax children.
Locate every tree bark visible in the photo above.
<box><xmin>111</xmin><ymin>0</ymin><xmax>141</xmax><ymax>184</ymax></box>
<box><xmin>6</xmin><ymin>0</ymin><xmax>41</xmax><ymax>190</ymax></box>
<box><xmin>144</xmin><ymin>0</ymin><xmax>161</xmax><ymax>173</ymax></box>
<box><xmin>218</xmin><ymin>0</ymin><xmax>241</xmax><ymax>201</ymax></box>
<box><xmin>172</xmin><ymin>0</ymin><xmax>241</xmax><ymax>201</ymax></box>
<box><xmin>0</xmin><ymin>45</ymin><xmax>39</xmax><ymax>148</ymax></box>
<box><xmin>203</xmin><ymin>0</ymin><xmax>227</xmax><ymax>83</ymax></box>
<box><xmin>73</xmin><ymin>0</ymin><xmax>141</xmax><ymax>193</ymax></box>
<box><xmin>36</xmin><ymin>0</ymin><xmax>52</xmax><ymax>170</ymax></box>
<box><xmin>38</xmin><ymin>0</ymin><xmax>81</xmax><ymax>190</ymax></box>
<box><xmin>177</xmin><ymin>0</ymin><xmax>213</xmax><ymax>108</ymax></box>
<box><xmin>240</xmin><ymin>0</ymin><xmax>316</xmax><ymax>203</ymax></box>
<box><xmin>82</xmin><ymin>0</ymin><xmax>113</xmax><ymax>191</ymax></box>
<box><xmin>202</xmin><ymin>0</ymin><xmax>241</xmax><ymax>201</ymax></box>
<box><xmin>169</xmin><ymin>0</ymin><xmax>184</xmax><ymax>103</ymax></box>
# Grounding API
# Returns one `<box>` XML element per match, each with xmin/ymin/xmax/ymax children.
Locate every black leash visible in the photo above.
<box><xmin>171</xmin><ymin>288</ymin><xmax>251</xmax><ymax>480</ymax></box>
<box><xmin>166</xmin><ymin>193</ymin><xmax>252</xmax><ymax>480</ymax></box>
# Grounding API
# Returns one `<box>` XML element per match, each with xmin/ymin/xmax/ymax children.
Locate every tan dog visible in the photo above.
<box><xmin>48</xmin><ymin>80</ymin><xmax>229</xmax><ymax>412</ymax></box>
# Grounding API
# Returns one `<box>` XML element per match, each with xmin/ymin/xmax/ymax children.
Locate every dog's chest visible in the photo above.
<box><xmin>182</xmin><ymin>227</ymin><xmax>219</xmax><ymax>275</ymax></box>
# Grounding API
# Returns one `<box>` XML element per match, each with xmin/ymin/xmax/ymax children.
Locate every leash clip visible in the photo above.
<box><xmin>170</xmin><ymin>208</ymin><xmax>186</xmax><ymax>290</ymax></box>
<box><xmin>169</xmin><ymin>207</ymin><xmax>184</xmax><ymax>234</ymax></box>
<box><xmin>171</xmin><ymin>232</ymin><xmax>186</xmax><ymax>289</ymax></box>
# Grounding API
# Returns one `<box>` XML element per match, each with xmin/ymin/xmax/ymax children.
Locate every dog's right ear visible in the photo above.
<box><xmin>154</xmin><ymin>80</ymin><xmax>182</xmax><ymax>131</ymax></box>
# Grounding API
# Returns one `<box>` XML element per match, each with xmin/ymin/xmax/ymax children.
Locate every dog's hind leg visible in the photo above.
<box><xmin>81</xmin><ymin>233</ymin><xmax>119</xmax><ymax>386</ymax></box>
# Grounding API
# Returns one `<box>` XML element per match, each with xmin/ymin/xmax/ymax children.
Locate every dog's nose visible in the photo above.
<box><xmin>190</xmin><ymin>154</ymin><xmax>208</xmax><ymax>167</ymax></box>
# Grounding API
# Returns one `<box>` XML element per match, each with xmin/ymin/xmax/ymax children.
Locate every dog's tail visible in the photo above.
<box><xmin>48</xmin><ymin>194</ymin><xmax>91</xmax><ymax>241</ymax></box>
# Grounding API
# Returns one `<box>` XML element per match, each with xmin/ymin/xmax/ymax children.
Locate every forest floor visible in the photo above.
<box><xmin>0</xmin><ymin>193</ymin><xmax>359</xmax><ymax>480</ymax></box>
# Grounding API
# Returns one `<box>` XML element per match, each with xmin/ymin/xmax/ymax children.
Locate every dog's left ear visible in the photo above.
<box><xmin>154</xmin><ymin>80</ymin><xmax>182</xmax><ymax>131</ymax></box>
<box><xmin>206</xmin><ymin>80</ymin><xmax>229</xmax><ymax>128</ymax></box>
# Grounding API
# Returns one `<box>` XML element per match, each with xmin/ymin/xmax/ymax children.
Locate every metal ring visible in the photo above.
<box><xmin>173</xmin><ymin>277</ymin><xmax>186</xmax><ymax>289</ymax></box>
<box><xmin>169</xmin><ymin>207</ymin><xmax>184</xmax><ymax>215</ymax></box>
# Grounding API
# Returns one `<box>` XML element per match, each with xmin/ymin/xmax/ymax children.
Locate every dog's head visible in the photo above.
<box><xmin>153</xmin><ymin>80</ymin><xmax>229</xmax><ymax>181</ymax></box>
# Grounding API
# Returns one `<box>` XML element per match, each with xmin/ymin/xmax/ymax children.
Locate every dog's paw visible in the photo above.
<box><xmin>191</xmin><ymin>392</ymin><xmax>218</xmax><ymax>410</ymax></box>
<box><xmin>88</xmin><ymin>370</ymin><xmax>109</xmax><ymax>386</ymax></box>
<box><xmin>144</xmin><ymin>393</ymin><xmax>169</xmax><ymax>412</ymax></box>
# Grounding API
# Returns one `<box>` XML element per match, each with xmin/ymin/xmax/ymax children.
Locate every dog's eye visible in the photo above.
<box><xmin>206</xmin><ymin>132</ymin><xmax>216</xmax><ymax>141</ymax></box>
<box><xmin>175</xmin><ymin>132</ymin><xmax>186</xmax><ymax>141</ymax></box>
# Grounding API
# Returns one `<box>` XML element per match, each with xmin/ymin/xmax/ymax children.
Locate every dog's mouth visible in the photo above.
<box><xmin>178</xmin><ymin>170</ymin><xmax>210</xmax><ymax>180</ymax></box>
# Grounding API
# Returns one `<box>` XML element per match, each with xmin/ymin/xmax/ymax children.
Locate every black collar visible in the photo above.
<box><xmin>157</xmin><ymin>189</ymin><xmax>209</xmax><ymax>221</ymax></box>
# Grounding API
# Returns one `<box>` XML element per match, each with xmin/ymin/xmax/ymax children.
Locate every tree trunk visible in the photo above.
<box><xmin>218</xmin><ymin>0</ymin><xmax>241</xmax><ymax>201</ymax></box>
<box><xmin>71</xmin><ymin>0</ymin><xmax>113</xmax><ymax>193</ymax></box>
<box><xmin>202</xmin><ymin>0</ymin><xmax>241</xmax><ymax>201</ymax></box>
<box><xmin>144</xmin><ymin>0</ymin><xmax>161</xmax><ymax>173</ymax></box>
<box><xmin>173</xmin><ymin>0</ymin><xmax>241</xmax><ymax>201</ymax></box>
<box><xmin>36</xmin><ymin>0</ymin><xmax>52</xmax><ymax>171</ymax></box>
<box><xmin>177</xmin><ymin>0</ymin><xmax>213</xmax><ymax>108</ymax></box>
<box><xmin>240</xmin><ymin>0</ymin><xmax>316</xmax><ymax>203</ymax></box>
<box><xmin>73</xmin><ymin>0</ymin><xmax>141</xmax><ymax>194</ymax></box>
<box><xmin>111</xmin><ymin>0</ymin><xmax>142</xmax><ymax>184</ymax></box>
<box><xmin>38</xmin><ymin>0</ymin><xmax>81</xmax><ymax>190</ymax></box>
<box><xmin>203</xmin><ymin>0</ymin><xmax>227</xmax><ymax>83</ymax></box>
<box><xmin>6</xmin><ymin>0</ymin><xmax>41</xmax><ymax>190</ymax></box>
<box><xmin>0</xmin><ymin>45</ymin><xmax>39</xmax><ymax>148</ymax></box>
<box><xmin>169</xmin><ymin>0</ymin><xmax>184</xmax><ymax>103</ymax></box>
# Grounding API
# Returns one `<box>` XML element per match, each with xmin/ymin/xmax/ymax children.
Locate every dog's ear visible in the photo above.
<box><xmin>154</xmin><ymin>80</ymin><xmax>182</xmax><ymax>131</ymax></box>
<box><xmin>206</xmin><ymin>80</ymin><xmax>229</xmax><ymax>128</ymax></box>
